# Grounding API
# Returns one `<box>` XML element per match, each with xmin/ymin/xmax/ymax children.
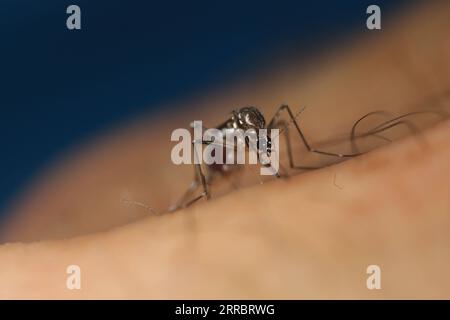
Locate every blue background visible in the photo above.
<box><xmin>0</xmin><ymin>0</ymin><xmax>409</xmax><ymax>218</ymax></box>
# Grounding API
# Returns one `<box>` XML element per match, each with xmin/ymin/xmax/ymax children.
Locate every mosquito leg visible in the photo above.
<box><xmin>168</xmin><ymin>179</ymin><xmax>200</xmax><ymax>212</ymax></box>
<box><xmin>180</xmin><ymin>140</ymin><xmax>211</xmax><ymax>208</ymax></box>
<box><xmin>349</xmin><ymin>110</ymin><xmax>437</xmax><ymax>152</ymax></box>
<box><xmin>362</xmin><ymin>120</ymin><xmax>419</xmax><ymax>138</ymax></box>
<box><xmin>276</xmin><ymin>162</ymin><xmax>290</xmax><ymax>178</ymax></box>
<box><xmin>371</xmin><ymin>134</ymin><xmax>392</xmax><ymax>143</ymax></box>
<box><xmin>271</xmin><ymin>119</ymin><xmax>321</xmax><ymax>171</ymax></box>
<box><xmin>186</xmin><ymin>136</ymin><xmax>244</xmax><ymax>204</ymax></box>
<box><xmin>169</xmin><ymin>164</ymin><xmax>211</xmax><ymax>212</ymax></box>
<box><xmin>169</xmin><ymin>134</ymin><xmax>216</xmax><ymax>211</ymax></box>
<box><xmin>352</xmin><ymin>111</ymin><xmax>440</xmax><ymax>152</ymax></box>
<box><xmin>184</xmin><ymin>193</ymin><xmax>209</xmax><ymax>208</ymax></box>
<box><xmin>350</xmin><ymin>111</ymin><xmax>392</xmax><ymax>153</ymax></box>
<box><xmin>353</xmin><ymin>101</ymin><xmax>450</xmax><ymax>153</ymax></box>
<box><xmin>121</xmin><ymin>198</ymin><xmax>158</xmax><ymax>214</ymax></box>
<box><xmin>269</xmin><ymin>104</ymin><xmax>363</xmax><ymax>159</ymax></box>
<box><xmin>359</xmin><ymin>120</ymin><xmax>426</xmax><ymax>149</ymax></box>
<box><xmin>355</xmin><ymin>109</ymin><xmax>448</xmax><ymax>138</ymax></box>
<box><xmin>350</xmin><ymin>111</ymin><xmax>392</xmax><ymax>139</ymax></box>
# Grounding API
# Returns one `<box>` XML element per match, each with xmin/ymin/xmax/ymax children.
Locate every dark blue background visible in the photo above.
<box><xmin>0</xmin><ymin>0</ymin><xmax>410</xmax><ymax>218</ymax></box>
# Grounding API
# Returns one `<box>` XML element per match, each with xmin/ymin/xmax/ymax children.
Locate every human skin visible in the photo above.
<box><xmin>0</xmin><ymin>2</ymin><xmax>449</xmax><ymax>299</ymax></box>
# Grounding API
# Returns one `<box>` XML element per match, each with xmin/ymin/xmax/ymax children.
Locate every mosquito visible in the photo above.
<box><xmin>169</xmin><ymin>104</ymin><xmax>366</xmax><ymax>211</ymax></box>
<box><xmin>169</xmin><ymin>97</ymin><xmax>448</xmax><ymax>211</ymax></box>
<box><xmin>168</xmin><ymin>85</ymin><xmax>450</xmax><ymax>212</ymax></box>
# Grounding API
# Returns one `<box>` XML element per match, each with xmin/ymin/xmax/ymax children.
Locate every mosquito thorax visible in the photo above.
<box><xmin>232</xmin><ymin>106</ymin><xmax>266</xmax><ymax>130</ymax></box>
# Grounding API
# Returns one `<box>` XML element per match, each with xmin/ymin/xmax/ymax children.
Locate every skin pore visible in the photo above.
<box><xmin>0</xmin><ymin>2</ymin><xmax>449</xmax><ymax>298</ymax></box>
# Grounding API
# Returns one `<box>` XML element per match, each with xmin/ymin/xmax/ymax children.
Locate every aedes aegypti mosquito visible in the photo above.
<box><xmin>169</xmin><ymin>100</ymin><xmax>449</xmax><ymax>211</ymax></box>
<box><xmin>170</xmin><ymin>104</ymin><xmax>391</xmax><ymax>211</ymax></box>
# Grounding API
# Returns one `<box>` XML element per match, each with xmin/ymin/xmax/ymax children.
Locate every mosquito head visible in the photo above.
<box><xmin>233</xmin><ymin>106</ymin><xmax>266</xmax><ymax>130</ymax></box>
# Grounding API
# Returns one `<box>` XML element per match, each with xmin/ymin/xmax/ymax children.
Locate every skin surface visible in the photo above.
<box><xmin>0</xmin><ymin>2</ymin><xmax>449</xmax><ymax>299</ymax></box>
